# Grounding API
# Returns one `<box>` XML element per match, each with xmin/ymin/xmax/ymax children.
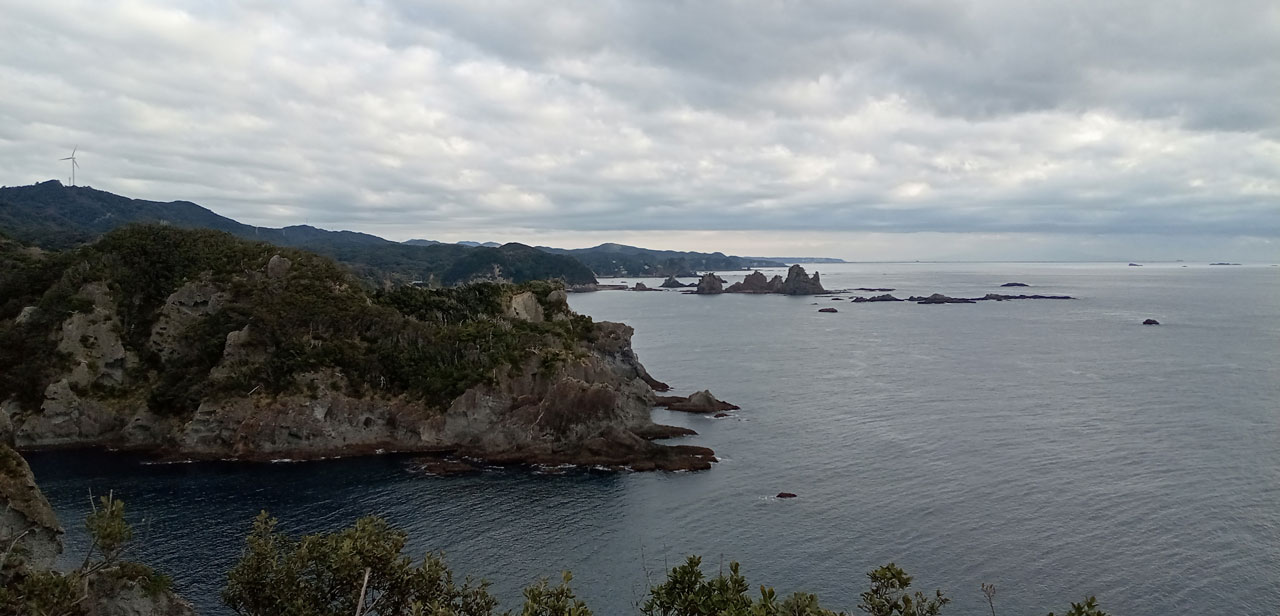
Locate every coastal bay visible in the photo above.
<box><xmin>29</xmin><ymin>262</ymin><xmax>1280</xmax><ymax>615</ymax></box>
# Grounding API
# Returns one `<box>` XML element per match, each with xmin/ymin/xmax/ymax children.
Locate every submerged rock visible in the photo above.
<box><xmin>412</xmin><ymin>456</ymin><xmax>482</xmax><ymax>476</ymax></box>
<box><xmin>776</xmin><ymin>492</ymin><xmax>798</xmax><ymax>499</ymax></box>
<box><xmin>913</xmin><ymin>293</ymin><xmax>976</xmax><ymax>304</ymax></box>
<box><xmin>852</xmin><ymin>294</ymin><xmax>902</xmax><ymax>303</ymax></box>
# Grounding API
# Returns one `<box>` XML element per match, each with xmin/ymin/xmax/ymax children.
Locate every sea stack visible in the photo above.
<box><xmin>778</xmin><ymin>264</ymin><xmax>826</xmax><ymax>295</ymax></box>
<box><xmin>695</xmin><ymin>272</ymin><xmax>724</xmax><ymax>294</ymax></box>
<box><xmin>724</xmin><ymin>270</ymin><xmax>779</xmax><ymax>293</ymax></box>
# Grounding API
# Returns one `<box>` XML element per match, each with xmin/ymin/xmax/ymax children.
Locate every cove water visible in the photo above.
<box><xmin>29</xmin><ymin>262</ymin><xmax>1280</xmax><ymax>615</ymax></box>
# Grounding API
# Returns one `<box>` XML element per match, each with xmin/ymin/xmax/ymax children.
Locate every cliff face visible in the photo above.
<box><xmin>1</xmin><ymin>443</ymin><xmax>196</xmax><ymax>615</ymax></box>
<box><xmin>0</xmin><ymin>226</ymin><xmax>706</xmax><ymax>470</ymax></box>
<box><xmin>0</xmin><ymin>444</ymin><xmax>63</xmax><ymax>571</ymax></box>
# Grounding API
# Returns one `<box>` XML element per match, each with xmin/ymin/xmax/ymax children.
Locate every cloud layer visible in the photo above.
<box><xmin>1</xmin><ymin>1</ymin><xmax>1277</xmax><ymax>258</ymax></box>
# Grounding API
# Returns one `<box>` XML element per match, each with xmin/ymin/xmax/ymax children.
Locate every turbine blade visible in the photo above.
<box><xmin>72</xmin><ymin>146</ymin><xmax>77</xmax><ymax>155</ymax></box>
<box><xmin>73</xmin><ymin>160</ymin><xmax>80</xmax><ymax>168</ymax></box>
<box><xmin>60</xmin><ymin>157</ymin><xmax>72</xmax><ymax>160</ymax></box>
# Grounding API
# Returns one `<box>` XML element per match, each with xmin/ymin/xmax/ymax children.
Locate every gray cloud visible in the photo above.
<box><xmin>1</xmin><ymin>0</ymin><xmax>1277</xmax><ymax>259</ymax></box>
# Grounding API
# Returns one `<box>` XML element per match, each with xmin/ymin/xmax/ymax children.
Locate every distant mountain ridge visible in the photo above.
<box><xmin>0</xmin><ymin>180</ymin><xmax>822</xmax><ymax>284</ymax></box>
<box><xmin>537</xmin><ymin>242</ymin><xmax>786</xmax><ymax>277</ymax></box>
<box><xmin>407</xmin><ymin>239</ymin><xmax>794</xmax><ymax>277</ymax></box>
<box><xmin>0</xmin><ymin>181</ymin><xmax>597</xmax><ymax>286</ymax></box>
<box><xmin>744</xmin><ymin>256</ymin><xmax>847</xmax><ymax>264</ymax></box>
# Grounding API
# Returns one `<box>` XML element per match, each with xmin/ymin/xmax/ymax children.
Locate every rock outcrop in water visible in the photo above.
<box><xmin>655</xmin><ymin>390</ymin><xmax>740</xmax><ymax>414</ymax></box>
<box><xmin>852</xmin><ymin>294</ymin><xmax>902</xmax><ymax>303</ymax></box>
<box><xmin>777</xmin><ymin>265</ymin><xmax>825</xmax><ymax>295</ymax></box>
<box><xmin>709</xmin><ymin>266</ymin><xmax>825</xmax><ymax>296</ymax></box>
<box><xmin>660</xmin><ymin>276</ymin><xmax>690</xmax><ymax>288</ymax></box>
<box><xmin>906</xmin><ymin>293</ymin><xmax>1074</xmax><ymax>304</ymax></box>
<box><xmin>724</xmin><ymin>270</ymin><xmax>778</xmax><ymax>294</ymax></box>
<box><xmin>0</xmin><ymin>226</ymin><xmax>713</xmax><ymax>472</ymax></box>
<box><xmin>694</xmin><ymin>272</ymin><xmax>724</xmax><ymax>294</ymax></box>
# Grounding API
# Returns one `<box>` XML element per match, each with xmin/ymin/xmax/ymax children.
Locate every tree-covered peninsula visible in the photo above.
<box><xmin>0</xmin><ymin>225</ymin><xmax>706</xmax><ymax>470</ymax></box>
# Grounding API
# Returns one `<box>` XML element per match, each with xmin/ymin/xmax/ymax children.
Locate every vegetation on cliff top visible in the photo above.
<box><xmin>0</xmin><ymin>225</ymin><xmax>597</xmax><ymax>416</ymax></box>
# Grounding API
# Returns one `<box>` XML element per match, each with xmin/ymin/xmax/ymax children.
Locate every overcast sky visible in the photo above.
<box><xmin>2</xmin><ymin>1</ymin><xmax>1277</xmax><ymax>260</ymax></box>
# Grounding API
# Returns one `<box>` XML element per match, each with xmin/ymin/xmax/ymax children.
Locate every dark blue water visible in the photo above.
<box><xmin>29</xmin><ymin>263</ymin><xmax>1280</xmax><ymax>615</ymax></box>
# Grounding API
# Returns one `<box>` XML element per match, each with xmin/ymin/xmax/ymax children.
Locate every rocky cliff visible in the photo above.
<box><xmin>0</xmin><ymin>226</ymin><xmax>710</xmax><ymax>471</ymax></box>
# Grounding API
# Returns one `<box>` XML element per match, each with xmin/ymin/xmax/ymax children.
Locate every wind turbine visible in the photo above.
<box><xmin>60</xmin><ymin>146</ymin><xmax>80</xmax><ymax>186</ymax></box>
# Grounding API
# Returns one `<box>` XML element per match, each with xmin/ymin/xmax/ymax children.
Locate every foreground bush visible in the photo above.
<box><xmin>0</xmin><ymin>493</ymin><xmax>173</xmax><ymax>616</ymax></box>
<box><xmin>224</xmin><ymin>512</ymin><xmax>1108</xmax><ymax>616</ymax></box>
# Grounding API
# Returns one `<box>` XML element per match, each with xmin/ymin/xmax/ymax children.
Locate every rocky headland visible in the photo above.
<box><xmin>0</xmin><ymin>226</ymin><xmax>716</xmax><ymax>472</ymax></box>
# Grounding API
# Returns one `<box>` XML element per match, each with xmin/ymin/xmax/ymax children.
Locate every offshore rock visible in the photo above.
<box><xmin>695</xmin><ymin>272</ymin><xmax>724</xmax><ymax>294</ymax></box>
<box><xmin>852</xmin><ymin>294</ymin><xmax>902</xmax><ymax>302</ymax></box>
<box><xmin>1143</xmin><ymin>319</ymin><xmax>1160</xmax><ymax>325</ymax></box>
<box><xmin>655</xmin><ymin>390</ymin><xmax>740</xmax><ymax>414</ymax></box>
<box><xmin>660</xmin><ymin>276</ymin><xmax>689</xmax><ymax>288</ymax></box>
<box><xmin>912</xmin><ymin>294</ymin><xmax>976</xmax><ymax>304</ymax></box>
<box><xmin>818</xmin><ymin>307</ymin><xmax>839</xmax><ymax>313</ymax></box>
<box><xmin>778</xmin><ymin>265</ymin><xmax>825</xmax><ymax>295</ymax></box>
<box><xmin>724</xmin><ymin>270</ymin><xmax>779</xmax><ymax>294</ymax></box>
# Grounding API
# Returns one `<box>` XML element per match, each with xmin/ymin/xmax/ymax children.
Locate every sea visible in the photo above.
<box><xmin>27</xmin><ymin>262</ymin><xmax>1280</xmax><ymax>615</ymax></box>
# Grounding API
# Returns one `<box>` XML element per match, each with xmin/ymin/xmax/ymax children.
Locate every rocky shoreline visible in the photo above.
<box><xmin>1</xmin><ymin>230</ymin><xmax>725</xmax><ymax>474</ymax></box>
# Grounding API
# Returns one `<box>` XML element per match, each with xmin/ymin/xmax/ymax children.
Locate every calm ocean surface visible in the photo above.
<box><xmin>28</xmin><ymin>262</ymin><xmax>1280</xmax><ymax>615</ymax></box>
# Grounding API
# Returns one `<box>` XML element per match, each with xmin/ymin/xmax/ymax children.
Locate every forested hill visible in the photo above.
<box><xmin>0</xmin><ymin>181</ymin><xmax>596</xmax><ymax>286</ymax></box>
<box><xmin>539</xmin><ymin>242</ymin><xmax>785</xmax><ymax>277</ymax></box>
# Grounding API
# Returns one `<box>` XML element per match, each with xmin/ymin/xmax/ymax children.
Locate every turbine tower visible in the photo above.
<box><xmin>60</xmin><ymin>146</ymin><xmax>80</xmax><ymax>186</ymax></box>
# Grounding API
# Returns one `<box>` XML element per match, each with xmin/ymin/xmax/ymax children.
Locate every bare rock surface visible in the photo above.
<box><xmin>695</xmin><ymin>272</ymin><xmax>724</xmax><ymax>294</ymax></box>
<box><xmin>779</xmin><ymin>264</ymin><xmax>825</xmax><ymax>295</ymax></box>
<box><xmin>655</xmin><ymin>390</ymin><xmax>741</xmax><ymax>414</ymax></box>
<box><xmin>0</xmin><ymin>444</ymin><xmax>63</xmax><ymax>571</ymax></box>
